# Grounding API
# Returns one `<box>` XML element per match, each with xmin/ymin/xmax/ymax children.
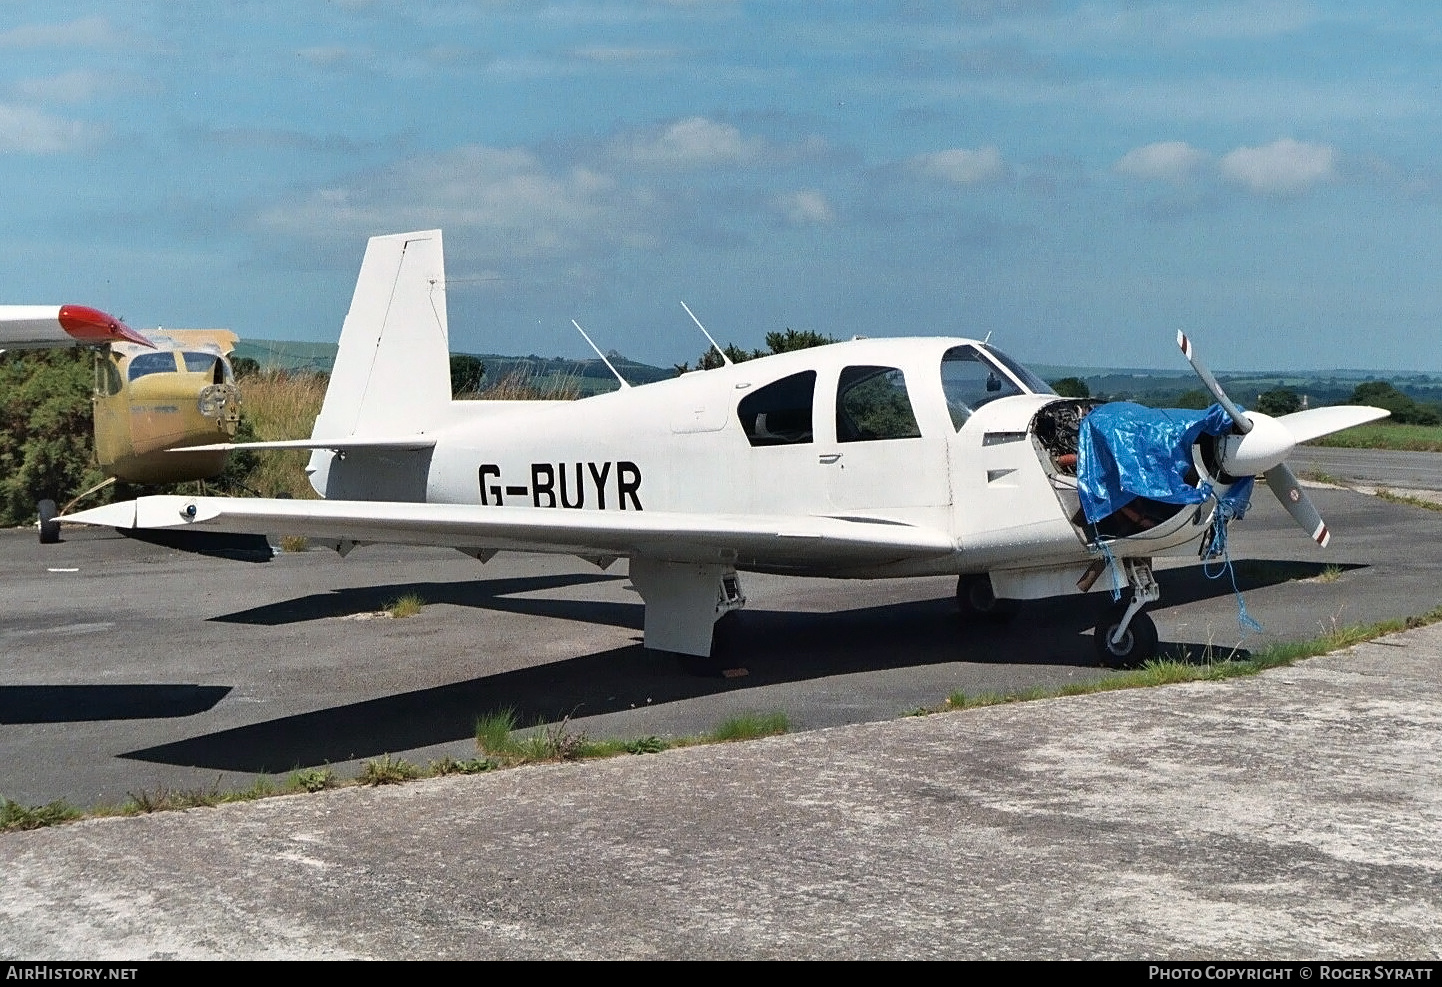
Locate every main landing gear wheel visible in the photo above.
<box><xmin>37</xmin><ymin>499</ymin><xmax>59</xmax><ymax>544</ymax></box>
<box><xmin>1093</xmin><ymin>603</ymin><xmax>1158</xmax><ymax>667</ymax></box>
<box><xmin>956</xmin><ymin>574</ymin><xmax>1017</xmax><ymax>623</ymax></box>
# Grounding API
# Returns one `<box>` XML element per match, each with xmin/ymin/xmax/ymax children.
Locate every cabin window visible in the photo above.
<box><xmin>127</xmin><ymin>351</ymin><xmax>180</xmax><ymax>382</ymax></box>
<box><xmin>182</xmin><ymin>351</ymin><xmax>220</xmax><ymax>373</ymax></box>
<box><xmin>940</xmin><ymin>345</ymin><xmax>1024</xmax><ymax>429</ymax></box>
<box><xmin>737</xmin><ymin>371</ymin><xmax>816</xmax><ymax>446</ymax></box>
<box><xmin>835</xmin><ymin>366</ymin><xmax>921</xmax><ymax>442</ymax></box>
<box><xmin>94</xmin><ymin>354</ymin><xmax>123</xmax><ymax>397</ymax></box>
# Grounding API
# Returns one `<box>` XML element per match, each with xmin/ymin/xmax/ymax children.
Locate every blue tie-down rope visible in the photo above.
<box><xmin>1094</xmin><ymin>537</ymin><xmax>1125</xmax><ymax>602</ymax></box>
<box><xmin>1199</xmin><ymin>488</ymin><xmax>1263</xmax><ymax>634</ymax></box>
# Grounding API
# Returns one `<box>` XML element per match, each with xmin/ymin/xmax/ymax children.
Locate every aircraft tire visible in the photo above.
<box><xmin>37</xmin><ymin>499</ymin><xmax>60</xmax><ymax>545</ymax></box>
<box><xmin>956</xmin><ymin>574</ymin><xmax>1018</xmax><ymax>623</ymax></box>
<box><xmin>1093</xmin><ymin>605</ymin><xmax>1158</xmax><ymax>667</ymax></box>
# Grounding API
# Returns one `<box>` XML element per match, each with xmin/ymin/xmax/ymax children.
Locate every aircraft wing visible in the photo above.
<box><xmin>61</xmin><ymin>495</ymin><xmax>958</xmax><ymax>571</ymax></box>
<box><xmin>178</xmin><ymin>438</ymin><xmax>438</xmax><ymax>453</ymax></box>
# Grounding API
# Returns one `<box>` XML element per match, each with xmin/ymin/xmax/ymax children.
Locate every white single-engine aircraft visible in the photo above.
<box><xmin>63</xmin><ymin>230</ymin><xmax>1389</xmax><ymax>665</ymax></box>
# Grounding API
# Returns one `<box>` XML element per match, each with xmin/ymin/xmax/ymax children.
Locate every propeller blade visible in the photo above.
<box><xmin>1176</xmin><ymin>330</ymin><xmax>1251</xmax><ymax>433</ymax></box>
<box><xmin>1276</xmin><ymin>404</ymin><xmax>1390</xmax><ymax>445</ymax></box>
<box><xmin>1265</xmin><ymin>462</ymin><xmax>1329</xmax><ymax>547</ymax></box>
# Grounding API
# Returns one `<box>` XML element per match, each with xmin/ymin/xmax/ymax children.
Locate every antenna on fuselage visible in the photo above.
<box><xmin>982</xmin><ymin>331</ymin><xmax>993</xmax><ymax>346</ymax></box>
<box><xmin>570</xmin><ymin>319</ymin><xmax>631</xmax><ymax>389</ymax></box>
<box><xmin>680</xmin><ymin>300</ymin><xmax>732</xmax><ymax>367</ymax></box>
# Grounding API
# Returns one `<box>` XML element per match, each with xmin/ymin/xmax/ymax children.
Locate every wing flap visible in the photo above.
<box><xmin>63</xmin><ymin>495</ymin><xmax>957</xmax><ymax>569</ymax></box>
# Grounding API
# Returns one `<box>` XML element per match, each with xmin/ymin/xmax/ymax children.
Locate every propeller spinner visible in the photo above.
<box><xmin>1176</xmin><ymin>330</ymin><xmax>1389</xmax><ymax>546</ymax></box>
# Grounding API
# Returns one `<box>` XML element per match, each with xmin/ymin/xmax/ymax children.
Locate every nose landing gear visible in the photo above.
<box><xmin>1092</xmin><ymin>557</ymin><xmax>1160</xmax><ymax>667</ymax></box>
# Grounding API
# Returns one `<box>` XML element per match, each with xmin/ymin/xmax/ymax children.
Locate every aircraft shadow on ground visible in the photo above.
<box><xmin>211</xmin><ymin>572</ymin><xmax>624</xmax><ymax>625</ymax></box>
<box><xmin>118</xmin><ymin>557</ymin><xmax>1347</xmax><ymax>774</ymax></box>
<box><xmin>0</xmin><ymin>684</ymin><xmax>231</xmax><ymax>724</ymax></box>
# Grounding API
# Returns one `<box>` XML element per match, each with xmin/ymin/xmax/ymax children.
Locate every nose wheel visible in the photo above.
<box><xmin>1091</xmin><ymin>557</ymin><xmax>1161</xmax><ymax>667</ymax></box>
<box><xmin>1094</xmin><ymin>603</ymin><xmax>1158</xmax><ymax>666</ymax></box>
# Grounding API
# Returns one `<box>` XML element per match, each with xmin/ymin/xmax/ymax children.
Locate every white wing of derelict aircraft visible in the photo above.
<box><xmin>0</xmin><ymin>305</ymin><xmax>152</xmax><ymax>351</ymax></box>
<box><xmin>63</xmin><ymin>229</ymin><xmax>1389</xmax><ymax>665</ymax></box>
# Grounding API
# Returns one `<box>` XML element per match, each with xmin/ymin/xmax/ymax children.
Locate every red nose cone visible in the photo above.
<box><xmin>57</xmin><ymin>304</ymin><xmax>154</xmax><ymax>348</ymax></box>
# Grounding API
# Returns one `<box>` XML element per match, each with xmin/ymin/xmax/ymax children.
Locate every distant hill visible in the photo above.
<box><xmin>232</xmin><ymin>340</ymin><xmax>1442</xmax><ymax>405</ymax></box>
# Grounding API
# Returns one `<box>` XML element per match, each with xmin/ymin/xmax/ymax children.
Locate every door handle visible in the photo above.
<box><xmin>818</xmin><ymin>453</ymin><xmax>842</xmax><ymax>464</ymax></box>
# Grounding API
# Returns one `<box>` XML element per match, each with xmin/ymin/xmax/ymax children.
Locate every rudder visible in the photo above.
<box><xmin>307</xmin><ymin>230</ymin><xmax>449</xmax><ymax>499</ymax></box>
<box><xmin>311</xmin><ymin>230</ymin><xmax>450</xmax><ymax>442</ymax></box>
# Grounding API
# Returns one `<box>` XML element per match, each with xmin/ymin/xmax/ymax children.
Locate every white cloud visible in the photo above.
<box><xmin>1113</xmin><ymin>141</ymin><xmax>1209</xmax><ymax>183</ymax></box>
<box><xmin>909</xmin><ymin>146</ymin><xmax>1007</xmax><ymax>185</ymax></box>
<box><xmin>11</xmin><ymin>71</ymin><xmax>107</xmax><ymax>106</ymax></box>
<box><xmin>0</xmin><ymin>17</ymin><xmax>118</xmax><ymax>49</ymax></box>
<box><xmin>776</xmin><ymin>189</ymin><xmax>834</xmax><ymax>225</ymax></box>
<box><xmin>1219</xmin><ymin>138</ymin><xmax>1336</xmax><ymax>195</ymax></box>
<box><xmin>608</xmin><ymin>116</ymin><xmax>765</xmax><ymax>168</ymax></box>
<box><xmin>0</xmin><ymin>104</ymin><xmax>97</xmax><ymax>153</ymax></box>
<box><xmin>254</xmin><ymin>145</ymin><xmax>658</xmax><ymax>260</ymax></box>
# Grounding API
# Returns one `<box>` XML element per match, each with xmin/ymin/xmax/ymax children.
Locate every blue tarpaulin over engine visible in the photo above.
<box><xmin>1077</xmin><ymin>402</ymin><xmax>1237</xmax><ymax>524</ymax></box>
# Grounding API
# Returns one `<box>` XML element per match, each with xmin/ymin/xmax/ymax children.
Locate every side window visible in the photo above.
<box><xmin>182</xmin><ymin>351</ymin><xmax>219</xmax><ymax>373</ymax></box>
<box><xmin>836</xmin><ymin>365</ymin><xmax>921</xmax><ymax>442</ymax></box>
<box><xmin>940</xmin><ymin>345</ymin><xmax>1022</xmax><ymax>429</ymax></box>
<box><xmin>94</xmin><ymin>355</ymin><xmax>123</xmax><ymax>397</ymax></box>
<box><xmin>127</xmin><ymin>351</ymin><xmax>180</xmax><ymax>382</ymax></box>
<box><xmin>737</xmin><ymin>371</ymin><xmax>816</xmax><ymax>446</ymax></box>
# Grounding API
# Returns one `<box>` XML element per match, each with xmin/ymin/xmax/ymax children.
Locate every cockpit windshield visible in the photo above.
<box><xmin>940</xmin><ymin>344</ymin><xmax>1051</xmax><ymax>430</ymax></box>
<box><xmin>982</xmin><ymin>344</ymin><xmax>1055</xmax><ymax>397</ymax></box>
<box><xmin>127</xmin><ymin>351</ymin><xmax>180</xmax><ymax>382</ymax></box>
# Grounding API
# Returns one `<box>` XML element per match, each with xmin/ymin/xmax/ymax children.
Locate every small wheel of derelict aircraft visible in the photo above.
<box><xmin>956</xmin><ymin>574</ymin><xmax>1018</xmax><ymax>623</ymax></box>
<box><xmin>37</xmin><ymin>499</ymin><xmax>60</xmax><ymax>544</ymax></box>
<box><xmin>1093</xmin><ymin>603</ymin><xmax>1159</xmax><ymax>667</ymax></box>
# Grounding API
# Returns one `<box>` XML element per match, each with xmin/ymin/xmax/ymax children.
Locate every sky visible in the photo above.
<box><xmin>0</xmin><ymin>1</ymin><xmax>1438</xmax><ymax>374</ymax></box>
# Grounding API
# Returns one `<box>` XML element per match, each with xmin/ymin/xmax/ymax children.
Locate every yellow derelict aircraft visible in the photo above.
<box><xmin>63</xmin><ymin>231</ymin><xmax>1388</xmax><ymax>665</ymax></box>
<box><xmin>0</xmin><ymin>307</ymin><xmax>241</xmax><ymax>541</ymax></box>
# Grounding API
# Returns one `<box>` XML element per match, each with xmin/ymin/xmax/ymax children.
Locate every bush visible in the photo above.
<box><xmin>0</xmin><ymin>350</ymin><xmax>111</xmax><ymax>526</ymax></box>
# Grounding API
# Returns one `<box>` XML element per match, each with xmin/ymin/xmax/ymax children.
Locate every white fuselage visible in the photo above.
<box><xmin>306</xmin><ymin>337</ymin><xmax>1207</xmax><ymax>580</ymax></box>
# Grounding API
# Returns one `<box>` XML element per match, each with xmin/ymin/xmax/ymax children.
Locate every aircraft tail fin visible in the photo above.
<box><xmin>306</xmin><ymin>230</ymin><xmax>450</xmax><ymax>499</ymax></box>
<box><xmin>311</xmin><ymin>230</ymin><xmax>450</xmax><ymax>442</ymax></box>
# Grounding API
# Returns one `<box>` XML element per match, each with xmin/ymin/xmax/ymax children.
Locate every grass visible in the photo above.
<box><xmin>476</xmin><ymin>369</ymin><xmax>584</xmax><ymax>401</ymax></box>
<box><xmin>357</xmin><ymin>755</ymin><xmax>421</xmax><ymax>785</ymax></box>
<box><xmin>8</xmin><ymin>603</ymin><xmax>1441</xmax><ymax>833</ymax></box>
<box><xmin>1</xmin><ymin>797</ymin><xmax>82</xmax><ymax>832</ymax></box>
<box><xmin>386</xmin><ymin>593</ymin><xmax>425</xmax><ymax>618</ymax></box>
<box><xmin>937</xmin><ymin>603</ymin><xmax>1442</xmax><ymax>716</ymax></box>
<box><xmin>707</xmin><ymin>712</ymin><xmax>790</xmax><ymax>742</ymax></box>
<box><xmin>233</xmin><ymin>370</ymin><xmax>328</xmax><ymax>498</ymax></box>
<box><xmin>1374</xmin><ymin>488</ymin><xmax>1442</xmax><ymax>514</ymax></box>
<box><xmin>1306</xmin><ymin>423</ymin><xmax>1442</xmax><ymax>452</ymax></box>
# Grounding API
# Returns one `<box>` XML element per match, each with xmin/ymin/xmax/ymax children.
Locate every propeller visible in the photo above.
<box><xmin>1176</xmin><ymin>330</ymin><xmax>1390</xmax><ymax>547</ymax></box>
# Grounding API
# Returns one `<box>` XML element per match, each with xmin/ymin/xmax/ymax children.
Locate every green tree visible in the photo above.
<box><xmin>1050</xmin><ymin>376</ymin><xmax>1090</xmax><ymax>398</ymax></box>
<box><xmin>449</xmin><ymin>354</ymin><xmax>486</xmax><ymax>396</ymax></box>
<box><xmin>230</xmin><ymin>356</ymin><xmax>262</xmax><ymax>378</ymax></box>
<box><xmin>0</xmin><ymin>350</ymin><xmax>109</xmax><ymax>525</ymax></box>
<box><xmin>1255</xmin><ymin>387</ymin><xmax>1301</xmax><ymax>416</ymax></box>
<box><xmin>764</xmin><ymin>328</ymin><xmax>836</xmax><ymax>354</ymax></box>
<box><xmin>1350</xmin><ymin>380</ymin><xmax>1439</xmax><ymax>425</ymax></box>
<box><xmin>675</xmin><ymin>328</ymin><xmax>837</xmax><ymax>375</ymax></box>
<box><xmin>1172</xmin><ymin>389</ymin><xmax>1214</xmax><ymax>410</ymax></box>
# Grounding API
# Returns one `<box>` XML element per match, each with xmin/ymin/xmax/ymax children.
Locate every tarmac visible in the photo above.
<box><xmin>3</xmin><ymin>454</ymin><xmax>1441</xmax><ymax>960</ymax></box>
<box><xmin>1</xmin><ymin>620</ymin><xmax>1440</xmax><ymax>959</ymax></box>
